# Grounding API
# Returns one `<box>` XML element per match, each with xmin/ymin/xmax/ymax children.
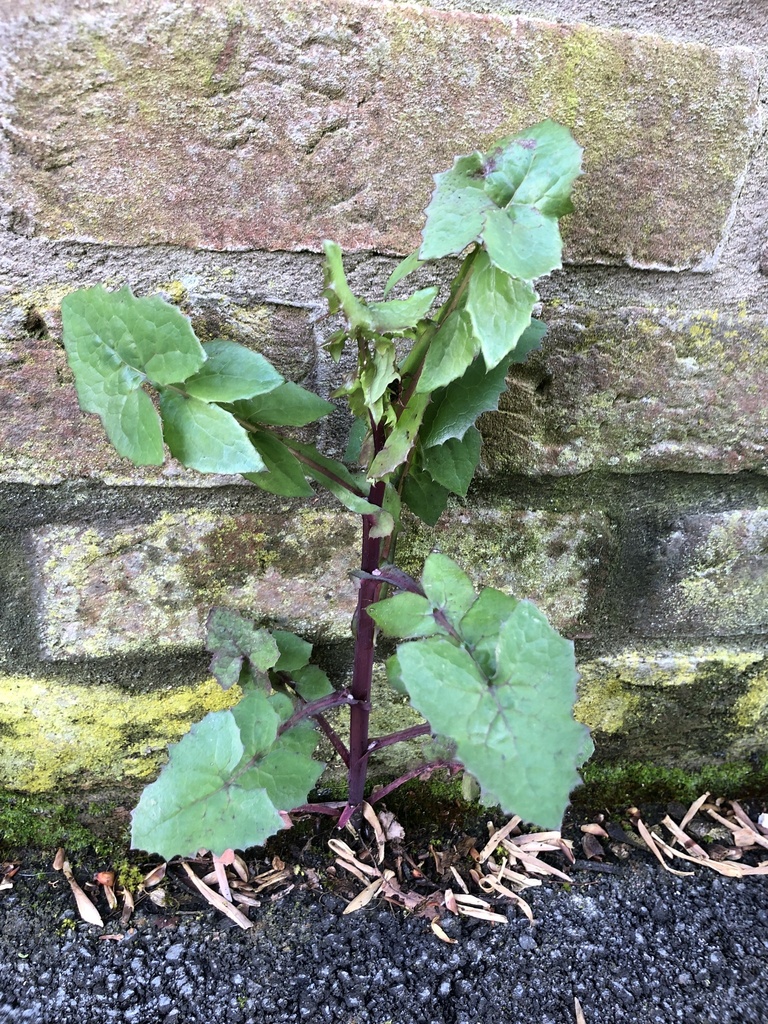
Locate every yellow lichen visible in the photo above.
<box><xmin>0</xmin><ymin>674</ymin><xmax>239</xmax><ymax>794</ymax></box>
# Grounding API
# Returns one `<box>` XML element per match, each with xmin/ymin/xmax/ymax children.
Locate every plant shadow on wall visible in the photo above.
<box><xmin>60</xmin><ymin>120</ymin><xmax>593</xmax><ymax>866</ymax></box>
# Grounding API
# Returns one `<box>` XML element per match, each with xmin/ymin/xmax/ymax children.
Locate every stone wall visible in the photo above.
<box><xmin>0</xmin><ymin>0</ymin><xmax>766</xmax><ymax>807</ymax></box>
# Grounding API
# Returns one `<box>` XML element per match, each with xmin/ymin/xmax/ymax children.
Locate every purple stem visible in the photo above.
<box><xmin>368</xmin><ymin>760</ymin><xmax>463</xmax><ymax>806</ymax></box>
<box><xmin>314</xmin><ymin>714</ymin><xmax>351</xmax><ymax>767</ymax></box>
<box><xmin>289</xmin><ymin>801</ymin><xmax>348</xmax><ymax>817</ymax></box>
<box><xmin>367</xmin><ymin>723</ymin><xmax>432</xmax><ymax>753</ymax></box>
<box><xmin>277</xmin><ymin>689</ymin><xmax>358</xmax><ymax>737</ymax></box>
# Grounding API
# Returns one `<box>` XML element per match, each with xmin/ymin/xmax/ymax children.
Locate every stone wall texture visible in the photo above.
<box><xmin>0</xmin><ymin>0</ymin><xmax>767</xmax><ymax>806</ymax></box>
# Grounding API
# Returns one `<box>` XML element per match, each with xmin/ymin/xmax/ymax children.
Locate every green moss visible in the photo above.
<box><xmin>573</xmin><ymin>758</ymin><xmax>768</xmax><ymax>813</ymax></box>
<box><xmin>0</xmin><ymin>791</ymin><xmax>121</xmax><ymax>857</ymax></box>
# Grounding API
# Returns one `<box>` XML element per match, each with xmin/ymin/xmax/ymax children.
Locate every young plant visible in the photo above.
<box><xmin>60</xmin><ymin>120</ymin><xmax>593</xmax><ymax>860</ymax></box>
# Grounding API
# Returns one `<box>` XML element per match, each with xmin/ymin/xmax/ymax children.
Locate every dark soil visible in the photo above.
<box><xmin>1</xmin><ymin>802</ymin><xmax>768</xmax><ymax>1024</ymax></box>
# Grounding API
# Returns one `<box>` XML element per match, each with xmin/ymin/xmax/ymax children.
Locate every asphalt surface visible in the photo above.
<box><xmin>0</xmin><ymin>856</ymin><xmax>766</xmax><ymax>1024</ymax></box>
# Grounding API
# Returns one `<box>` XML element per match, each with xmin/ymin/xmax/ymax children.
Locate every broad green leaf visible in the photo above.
<box><xmin>458</xmin><ymin>586</ymin><xmax>519</xmax><ymax>677</ymax></box>
<box><xmin>272</xmin><ymin>630</ymin><xmax>312</xmax><ymax>673</ymax></box>
<box><xmin>268</xmin><ymin>692</ymin><xmax>295</xmax><ymax>723</ymax></box>
<box><xmin>420</xmin><ymin>353</ymin><xmax>509</xmax><ymax>449</ymax></box>
<box><xmin>420</xmin><ymin>152</ymin><xmax>494</xmax><ymax>260</ymax></box>
<box><xmin>290</xmin><ymin>665</ymin><xmax>334</xmax><ymax>701</ymax></box>
<box><xmin>367</xmin><ymin>287</ymin><xmax>438</xmax><ymax>332</ymax></box>
<box><xmin>401</xmin><ymin>466</ymin><xmax>450</xmax><ymax>526</ymax></box>
<box><xmin>368</xmin><ymin>393</ymin><xmax>430</xmax><ymax>479</ymax></box>
<box><xmin>368</xmin><ymin>592</ymin><xmax>447</xmax><ymax>639</ymax></box>
<box><xmin>183</xmin><ymin>340</ymin><xmax>284</xmax><ymax>402</ymax></box>
<box><xmin>384</xmin><ymin>250</ymin><xmax>425</xmax><ymax>297</ymax></box>
<box><xmin>230</xmin><ymin>382</ymin><xmax>334</xmax><ymax>427</ymax></box>
<box><xmin>420</xmin><ymin>427</ymin><xmax>482</xmax><ymax>497</ymax></box>
<box><xmin>238</xmin><ymin>721</ymin><xmax>324</xmax><ymax>810</ymax></box>
<box><xmin>159</xmin><ymin>390</ymin><xmax>265</xmax><ymax>475</ymax></box>
<box><xmin>421</xmin><ymin>553</ymin><xmax>476</xmax><ymax>627</ymax></box>
<box><xmin>231</xmin><ymin>688</ymin><xmax>284</xmax><ymax>756</ymax></box>
<box><xmin>416</xmin><ymin>309</ymin><xmax>478</xmax><ymax>393</ymax></box>
<box><xmin>484</xmin><ymin>120</ymin><xmax>583</xmax><ymax>218</ymax></box>
<box><xmin>244</xmin><ymin>430</ymin><xmax>314</xmax><ymax>498</ymax></box>
<box><xmin>61</xmin><ymin>284</ymin><xmax>208</xmax><ymax>465</ymax></box>
<box><xmin>396</xmin><ymin>603</ymin><xmax>591</xmax><ymax>828</ymax></box>
<box><xmin>344</xmin><ymin>417</ymin><xmax>368</xmax><ymax>465</ymax></box>
<box><xmin>285</xmin><ymin>440</ymin><xmax>394</xmax><ymax>538</ymax></box>
<box><xmin>465</xmin><ymin>250</ymin><xmax>536</xmax><ymax>368</ymax></box>
<box><xmin>483</xmin><ymin>205</ymin><xmax>563</xmax><ymax>281</ymax></box>
<box><xmin>130</xmin><ymin>708</ymin><xmax>285</xmax><ymax>858</ymax></box>
<box><xmin>385</xmin><ymin>653</ymin><xmax>408</xmax><ymax>696</ymax></box>
<box><xmin>206</xmin><ymin>607</ymin><xmax>280</xmax><ymax>690</ymax></box>
<box><xmin>360</xmin><ymin>337</ymin><xmax>398</xmax><ymax>416</ymax></box>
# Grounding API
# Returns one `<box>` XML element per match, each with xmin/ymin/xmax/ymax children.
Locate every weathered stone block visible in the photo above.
<box><xmin>483</xmin><ymin>309</ymin><xmax>768</xmax><ymax>476</ymax></box>
<box><xmin>28</xmin><ymin>503</ymin><xmax>608</xmax><ymax>659</ymax></box>
<box><xmin>0</xmin><ymin>673</ymin><xmax>237</xmax><ymax>793</ymax></box>
<box><xmin>631</xmin><ymin>510</ymin><xmax>768</xmax><ymax>637</ymax></box>
<box><xmin>0</xmin><ymin>285</ymin><xmax>317</xmax><ymax>484</ymax></box>
<box><xmin>576</xmin><ymin>648</ymin><xmax>768</xmax><ymax>769</ymax></box>
<box><xmin>1</xmin><ymin>0</ymin><xmax>757</xmax><ymax>268</ymax></box>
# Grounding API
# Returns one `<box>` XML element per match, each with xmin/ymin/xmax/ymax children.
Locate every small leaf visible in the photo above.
<box><xmin>322</xmin><ymin>240</ymin><xmax>373</xmax><ymax>330</ymax></box>
<box><xmin>159</xmin><ymin>390</ymin><xmax>265</xmax><ymax>475</ymax></box>
<box><xmin>368</xmin><ymin>592</ymin><xmax>447</xmax><ymax>639</ymax></box>
<box><xmin>416</xmin><ymin>309</ymin><xmax>478</xmax><ymax>394</ymax></box>
<box><xmin>420</xmin><ymin>152</ymin><xmax>494</xmax><ymax>260</ymax></box>
<box><xmin>272</xmin><ymin>630</ymin><xmax>313</xmax><ymax>673</ymax></box>
<box><xmin>206</xmin><ymin>608</ymin><xmax>280</xmax><ymax>690</ymax></box>
<box><xmin>384</xmin><ymin>250</ymin><xmax>425</xmax><ymax>297</ymax></box>
<box><xmin>465</xmin><ymin>249</ymin><xmax>537</xmax><ymax>368</ymax></box>
<box><xmin>229</xmin><ymin>382</ymin><xmax>334</xmax><ymax>427</ymax></box>
<box><xmin>290</xmin><ymin>664</ymin><xmax>334</xmax><ymax>701</ymax></box>
<box><xmin>183</xmin><ymin>340</ymin><xmax>284</xmax><ymax>402</ymax></box>
<box><xmin>420</xmin><ymin>427</ymin><xmax>482</xmax><ymax>497</ymax></box>
<box><xmin>244</xmin><ymin>431</ymin><xmax>314</xmax><ymax>497</ymax></box>
<box><xmin>237</xmin><ymin>720</ymin><xmax>324</xmax><ymax>811</ymax></box>
<box><xmin>401</xmin><ymin>466</ymin><xmax>450</xmax><ymax>526</ymax></box>
<box><xmin>421</xmin><ymin>553</ymin><xmax>476</xmax><ymax>627</ymax></box>
<box><xmin>367</xmin><ymin>287</ymin><xmax>438</xmax><ymax>333</ymax></box>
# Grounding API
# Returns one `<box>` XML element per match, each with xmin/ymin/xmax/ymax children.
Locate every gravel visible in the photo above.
<box><xmin>1</xmin><ymin>859</ymin><xmax>767</xmax><ymax>1023</ymax></box>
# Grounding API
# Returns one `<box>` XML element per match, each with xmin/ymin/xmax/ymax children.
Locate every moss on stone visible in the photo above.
<box><xmin>0</xmin><ymin>674</ymin><xmax>239</xmax><ymax>794</ymax></box>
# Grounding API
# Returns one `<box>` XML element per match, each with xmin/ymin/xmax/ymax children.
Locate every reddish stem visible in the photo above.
<box><xmin>368</xmin><ymin>760</ymin><xmax>462</xmax><ymax>805</ymax></box>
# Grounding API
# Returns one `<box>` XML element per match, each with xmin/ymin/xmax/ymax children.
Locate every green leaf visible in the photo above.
<box><xmin>384</xmin><ymin>250</ymin><xmax>425</xmax><ymax>297</ymax></box>
<box><xmin>465</xmin><ymin>250</ymin><xmax>537</xmax><ymax>369</ymax></box>
<box><xmin>368</xmin><ymin>592</ymin><xmax>447</xmax><ymax>639</ymax></box>
<box><xmin>420</xmin><ymin>353</ymin><xmax>509</xmax><ymax>449</ymax></box>
<box><xmin>368</xmin><ymin>392</ymin><xmax>430</xmax><ymax>479</ymax></box>
<box><xmin>344</xmin><ymin>417</ymin><xmax>368</xmax><ymax>465</ymax></box>
<box><xmin>290</xmin><ymin>665</ymin><xmax>334</xmax><ymax>702</ymax></box>
<box><xmin>484</xmin><ymin>120</ymin><xmax>583</xmax><ymax>218</ymax></box>
<box><xmin>322</xmin><ymin>240</ymin><xmax>372</xmax><ymax>330</ymax></box>
<box><xmin>238</xmin><ymin>720</ymin><xmax>324</xmax><ymax>811</ymax></box>
<box><xmin>206</xmin><ymin>607</ymin><xmax>280</xmax><ymax>690</ymax></box>
<box><xmin>229</xmin><ymin>382</ymin><xmax>334</xmax><ymax>428</ymax></box>
<box><xmin>130</xmin><ymin>706</ymin><xmax>286</xmax><ymax>858</ymax></box>
<box><xmin>416</xmin><ymin>309</ymin><xmax>478</xmax><ymax>393</ymax></box>
<box><xmin>421</xmin><ymin>553</ymin><xmax>476</xmax><ymax>627</ymax></box>
<box><xmin>231</xmin><ymin>687</ymin><xmax>284</xmax><ymax>755</ymax></box>
<box><xmin>483</xmin><ymin>205</ymin><xmax>563</xmax><ymax>281</ymax></box>
<box><xmin>401</xmin><ymin>466</ymin><xmax>450</xmax><ymax>526</ymax></box>
<box><xmin>244</xmin><ymin>431</ymin><xmax>314</xmax><ymax>497</ymax></box>
<box><xmin>61</xmin><ymin>284</ymin><xmax>208</xmax><ymax>465</ymax></box>
<box><xmin>420</xmin><ymin>427</ymin><xmax>482</xmax><ymax>497</ymax></box>
<box><xmin>285</xmin><ymin>440</ymin><xmax>394</xmax><ymax>538</ymax></box>
<box><xmin>159</xmin><ymin>390</ymin><xmax>265</xmax><ymax>475</ymax></box>
<box><xmin>395</xmin><ymin>601</ymin><xmax>592</xmax><ymax>828</ymax></box>
<box><xmin>420</xmin><ymin>152</ymin><xmax>494</xmax><ymax>260</ymax></box>
<box><xmin>272</xmin><ymin>630</ymin><xmax>312</xmax><ymax>673</ymax></box>
<box><xmin>360</xmin><ymin>337</ymin><xmax>398</xmax><ymax>416</ymax></box>
<box><xmin>367</xmin><ymin>287</ymin><xmax>438</xmax><ymax>332</ymax></box>
<box><xmin>183</xmin><ymin>340</ymin><xmax>284</xmax><ymax>403</ymax></box>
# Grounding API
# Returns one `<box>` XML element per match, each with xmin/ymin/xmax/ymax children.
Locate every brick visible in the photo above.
<box><xmin>0</xmin><ymin>672</ymin><xmax>236</xmax><ymax>793</ymax></box>
<box><xmin>0</xmin><ymin>286</ymin><xmax>317</xmax><ymax>484</ymax></box>
<box><xmin>1</xmin><ymin>1</ymin><xmax>757</xmax><ymax>268</ymax></box>
<box><xmin>576</xmin><ymin>648</ymin><xmax>768</xmax><ymax>768</ymax></box>
<box><xmin>483</xmin><ymin>309</ymin><xmax>768</xmax><ymax>477</ymax></box>
<box><xmin>631</xmin><ymin>510</ymin><xmax>768</xmax><ymax>638</ymax></box>
<box><xmin>400</xmin><ymin>504</ymin><xmax>613</xmax><ymax>633</ymax></box>
<box><xmin>28</xmin><ymin>503</ymin><xmax>611</xmax><ymax>659</ymax></box>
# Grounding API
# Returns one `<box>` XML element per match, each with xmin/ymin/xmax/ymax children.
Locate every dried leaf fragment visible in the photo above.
<box><xmin>343</xmin><ymin>878</ymin><xmax>383</xmax><ymax>914</ymax></box>
<box><xmin>61</xmin><ymin>860</ymin><xmax>104</xmax><ymax>927</ymax></box>
<box><xmin>431</xmin><ymin>919</ymin><xmax>458</xmax><ymax>944</ymax></box>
